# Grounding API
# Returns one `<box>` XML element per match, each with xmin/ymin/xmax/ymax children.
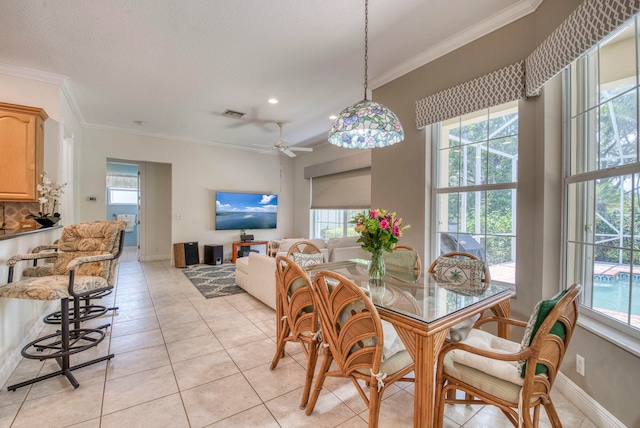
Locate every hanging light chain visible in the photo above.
<box><xmin>364</xmin><ymin>0</ymin><xmax>369</xmax><ymax>100</ymax></box>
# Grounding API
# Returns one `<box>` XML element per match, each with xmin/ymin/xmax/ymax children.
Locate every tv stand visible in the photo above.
<box><xmin>232</xmin><ymin>240</ymin><xmax>268</xmax><ymax>263</ymax></box>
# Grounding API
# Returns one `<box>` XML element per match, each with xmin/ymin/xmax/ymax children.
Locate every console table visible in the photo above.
<box><xmin>232</xmin><ymin>240</ymin><xmax>268</xmax><ymax>263</ymax></box>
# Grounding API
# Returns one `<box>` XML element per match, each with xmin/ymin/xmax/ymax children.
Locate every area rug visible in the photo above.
<box><xmin>182</xmin><ymin>264</ymin><xmax>246</xmax><ymax>299</ymax></box>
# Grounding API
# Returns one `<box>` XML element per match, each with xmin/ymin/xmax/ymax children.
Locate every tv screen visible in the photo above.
<box><xmin>215</xmin><ymin>191</ymin><xmax>278</xmax><ymax>230</ymax></box>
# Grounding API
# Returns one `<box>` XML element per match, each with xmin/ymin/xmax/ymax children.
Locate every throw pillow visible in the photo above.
<box><xmin>519</xmin><ymin>289</ymin><xmax>568</xmax><ymax>377</ymax></box>
<box><xmin>434</xmin><ymin>256</ymin><xmax>484</xmax><ymax>283</ymax></box>
<box><xmin>291</xmin><ymin>252</ymin><xmax>324</xmax><ymax>267</ymax></box>
<box><xmin>383</xmin><ymin>250</ymin><xmax>418</xmax><ymax>269</ymax></box>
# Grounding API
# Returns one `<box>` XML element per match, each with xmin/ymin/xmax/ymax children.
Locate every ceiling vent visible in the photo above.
<box><xmin>222</xmin><ymin>109</ymin><xmax>245</xmax><ymax>119</ymax></box>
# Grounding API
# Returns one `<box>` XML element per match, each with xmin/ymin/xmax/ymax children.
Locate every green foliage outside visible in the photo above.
<box><xmin>592</xmin><ymin>87</ymin><xmax>640</xmax><ymax>265</ymax></box>
<box><xmin>444</xmin><ymin>110</ymin><xmax>518</xmax><ymax>265</ymax></box>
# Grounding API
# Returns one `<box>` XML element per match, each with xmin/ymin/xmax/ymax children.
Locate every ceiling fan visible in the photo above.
<box><xmin>254</xmin><ymin>122</ymin><xmax>313</xmax><ymax>157</ymax></box>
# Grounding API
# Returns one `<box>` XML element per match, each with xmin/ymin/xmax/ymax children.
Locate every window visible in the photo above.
<box><xmin>564</xmin><ymin>17</ymin><xmax>640</xmax><ymax>335</ymax></box>
<box><xmin>310</xmin><ymin>209</ymin><xmax>366</xmax><ymax>240</ymax></box>
<box><xmin>433</xmin><ymin>101</ymin><xmax>518</xmax><ymax>284</ymax></box>
<box><xmin>108</xmin><ymin>188</ymin><xmax>138</xmax><ymax>205</ymax></box>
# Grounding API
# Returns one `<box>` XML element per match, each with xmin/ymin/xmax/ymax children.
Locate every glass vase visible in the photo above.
<box><xmin>368</xmin><ymin>250</ymin><xmax>386</xmax><ymax>287</ymax></box>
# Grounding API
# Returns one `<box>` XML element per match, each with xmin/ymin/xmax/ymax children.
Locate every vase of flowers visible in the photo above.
<box><xmin>352</xmin><ymin>208</ymin><xmax>409</xmax><ymax>286</ymax></box>
<box><xmin>26</xmin><ymin>172</ymin><xmax>66</xmax><ymax>228</ymax></box>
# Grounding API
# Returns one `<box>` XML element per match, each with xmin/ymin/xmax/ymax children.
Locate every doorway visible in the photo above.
<box><xmin>106</xmin><ymin>161</ymin><xmax>140</xmax><ymax>261</ymax></box>
<box><xmin>105</xmin><ymin>159</ymin><xmax>172</xmax><ymax>262</ymax></box>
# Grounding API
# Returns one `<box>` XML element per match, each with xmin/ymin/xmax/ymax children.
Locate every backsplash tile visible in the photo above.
<box><xmin>1</xmin><ymin>202</ymin><xmax>39</xmax><ymax>230</ymax></box>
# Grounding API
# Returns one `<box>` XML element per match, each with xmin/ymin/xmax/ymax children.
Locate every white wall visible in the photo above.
<box><xmin>80</xmin><ymin>128</ymin><xmax>294</xmax><ymax>262</ymax></box>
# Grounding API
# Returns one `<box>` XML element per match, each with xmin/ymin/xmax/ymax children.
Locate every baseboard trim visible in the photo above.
<box><xmin>555</xmin><ymin>372</ymin><xmax>626</xmax><ymax>428</ymax></box>
<box><xmin>140</xmin><ymin>254</ymin><xmax>170</xmax><ymax>262</ymax></box>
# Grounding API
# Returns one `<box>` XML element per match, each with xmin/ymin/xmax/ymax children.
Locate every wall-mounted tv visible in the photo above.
<box><xmin>215</xmin><ymin>191</ymin><xmax>278</xmax><ymax>230</ymax></box>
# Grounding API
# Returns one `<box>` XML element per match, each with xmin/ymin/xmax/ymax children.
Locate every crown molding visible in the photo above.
<box><xmin>370</xmin><ymin>0</ymin><xmax>544</xmax><ymax>90</ymax></box>
<box><xmin>82</xmin><ymin>122</ymin><xmax>261</xmax><ymax>152</ymax></box>
<box><xmin>60</xmin><ymin>79</ymin><xmax>86</xmax><ymax>125</ymax></box>
<box><xmin>0</xmin><ymin>62</ymin><xmax>67</xmax><ymax>85</ymax></box>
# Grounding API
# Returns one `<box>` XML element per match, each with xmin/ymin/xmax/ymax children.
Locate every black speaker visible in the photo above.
<box><xmin>204</xmin><ymin>244</ymin><xmax>224</xmax><ymax>265</ymax></box>
<box><xmin>240</xmin><ymin>234</ymin><xmax>254</xmax><ymax>242</ymax></box>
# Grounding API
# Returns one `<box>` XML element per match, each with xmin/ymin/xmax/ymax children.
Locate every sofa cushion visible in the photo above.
<box><xmin>326</xmin><ymin>236</ymin><xmax>360</xmax><ymax>250</ymax></box>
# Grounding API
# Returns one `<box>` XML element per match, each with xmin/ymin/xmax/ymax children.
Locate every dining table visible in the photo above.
<box><xmin>304</xmin><ymin>259</ymin><xmax>514</xmax><ymax>428</ymax></box>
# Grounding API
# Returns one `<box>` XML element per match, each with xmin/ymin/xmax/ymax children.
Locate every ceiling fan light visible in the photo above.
<box><xmin>328</xmin><ymin>100</ymin><xmax>404</xmax><ymax>149</ymax></box>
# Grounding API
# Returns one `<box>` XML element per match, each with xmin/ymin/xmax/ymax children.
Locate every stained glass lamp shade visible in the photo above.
<box><xmin>328</xmin><ymin>100</ymin><xmax>404</xmax><ymax>149</ymax></box>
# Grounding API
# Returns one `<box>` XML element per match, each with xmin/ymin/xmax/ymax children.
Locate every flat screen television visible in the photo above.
<box><xmin>215</xmin><ymin>191</ymin><xmax>278</xmax><ymax>230</ymax></box>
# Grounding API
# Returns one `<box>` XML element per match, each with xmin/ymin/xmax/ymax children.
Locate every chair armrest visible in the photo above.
<box><xmin>440</xmin><ymin>340</ymin><xmax>532</xmax><ymax>363</ymax></box>
<box><xmin>6</xmin><ymin>252</ymin><xmax>58</xmax><ymax>267</ymax></box>
<box><xmin>66</xmin><ymin>252</ymin><xmax>115</xmax><ymax>271</ymax></box>
<box><xmin>32</xmin><ymin>244</ymin><xmax>59</xmax><ymax>253</ymax></box>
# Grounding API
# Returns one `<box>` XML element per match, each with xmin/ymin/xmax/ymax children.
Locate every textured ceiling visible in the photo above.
<box><xmin>0</xmin><ymin>0</ymin><xmax>539</xmax><ymax>153</ymax></box>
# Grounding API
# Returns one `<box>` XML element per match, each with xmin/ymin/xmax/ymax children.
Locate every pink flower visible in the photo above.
<box><xmin>370</xmin><ymin>209</ymin><xmax>378</xmax><ymax>219</ymax></box>
<box><xmin>380</xmin><ymin>220</ymin><xmax>390</xmax><ymax>230</ymax></box>
<box><xmin>393</xmin><ymin>225</ymin><xmax>401</xmax><ymax>237</ymax></box>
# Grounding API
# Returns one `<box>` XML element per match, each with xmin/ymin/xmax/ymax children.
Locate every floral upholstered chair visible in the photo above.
<box><xmin>0</xmin><ymin>221</ymin><xmax>125</xmax><ymax>391</ymax></box>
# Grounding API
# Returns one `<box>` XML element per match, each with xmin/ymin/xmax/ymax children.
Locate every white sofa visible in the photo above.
<box><xmin>235</xmin><ymin>237</ymin><xmax>370</xmax><ymax>309</ymax></box>
<box><xmin>270</xmin><ymin>236</ymin><xmax>369</xmax><ymax>262</ymax></box>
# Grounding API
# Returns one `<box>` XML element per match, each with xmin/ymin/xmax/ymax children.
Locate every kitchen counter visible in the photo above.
<box><xmin>0</xmin><ymin>225</ymin><xmax>63</xmax><ymax>241</ymax></box>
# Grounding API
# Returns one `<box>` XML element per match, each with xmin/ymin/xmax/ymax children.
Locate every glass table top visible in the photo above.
<box><xmin>304</xmin><ymin>259</ymin><xmax>512</xmax><ymax>325</ymax></box>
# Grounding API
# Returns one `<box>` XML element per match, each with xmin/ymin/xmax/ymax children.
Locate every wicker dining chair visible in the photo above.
<box><xmin>306</xmin><ymin>270</ymin><xmax>414</xmax><ymax>427</ymax></box>
<box><xmin>286</xmin><ymin>240</ymin><xmax>325</xmax><ymax>266</ymax></box>
<box><xmin>434</xmin><ymin>283</ymin><xmax>581</xmax><ymax>428</ymax></box>
<box><xmin>270</xmin><ymin>255</ymin><xmax>320</xmax><ymax>409</ymax></box>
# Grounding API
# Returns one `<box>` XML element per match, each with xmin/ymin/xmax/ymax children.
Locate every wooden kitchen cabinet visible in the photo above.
<box><xmin>0</xmin><ymin>102</ymin><xmax>48</xmax><ymax>202</ymax></box>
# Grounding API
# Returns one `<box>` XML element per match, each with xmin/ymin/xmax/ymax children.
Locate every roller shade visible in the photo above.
<box><xmin>311</xmin><ymin>168</ymin><xmax>371</xmax><ymax>209</ymax></box>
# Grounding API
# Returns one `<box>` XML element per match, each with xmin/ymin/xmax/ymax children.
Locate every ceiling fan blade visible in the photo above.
<box><xmin>289</xmin><ymin>147</ymin><xmax>313</xmax><ymax>152</ymax></box>
<box><xmin>283</xmin><ymin>149</ymin><xmax>297</xmax><ymax>157</ymax></box>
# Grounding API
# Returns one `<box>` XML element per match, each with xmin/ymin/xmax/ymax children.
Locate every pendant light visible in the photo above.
<box><xmin>328</xmin><ymin>0</ymin><xmax>404</xmax><ymax>149</ymax></box>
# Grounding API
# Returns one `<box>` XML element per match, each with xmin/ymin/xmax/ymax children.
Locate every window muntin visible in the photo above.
<box><xmin>310</xmin><ymin>209</ymin><xmax>366</xmax><ymax>240</ymax></box>
<box><xmin>434</xmin><ymin>101</ymin><xmax>518</xmax><ymax>284</ymax></box>
<box><xmin>564</xmin><ymin>16</ymin><xmax>640</xmax><ymax>333</ymax></box>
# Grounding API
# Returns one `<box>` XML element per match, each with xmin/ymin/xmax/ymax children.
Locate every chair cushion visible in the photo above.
<box><xmin>53</xmin><ymin>222</ymin><xmax>122</xmax><ymax>278</ymax></box>
<box><xmin>291</xmin><ymin>252</ymin><xmax>324</xmax><ymax>267</ymax></box>
<box><xmin>433</xmin><ymin>256</ymin><xmax>484</xmax><ymax>283</ymax></box>
<box><xmin>0</xmin><ymin>275</ymin><xmax>109</xmax><ymax>301</ymax></box>
<box><xmin>449</xmin><ymin>329</ymin><xmax>524</xmax><ymax>386</ymax></box>
<box><xmin>443</xmin><ymin>352</ymin><xmax>524</xmax><ymax>404</ymax></box>
<box><xmin>22</xmin><ymin>265</ymin><xmax>55</xmax><ymax>278</ymax></box>
<box><xmin>520</xmin><ymin>289</ymin><xmax>567</xmax><ymax>376</ymax></box>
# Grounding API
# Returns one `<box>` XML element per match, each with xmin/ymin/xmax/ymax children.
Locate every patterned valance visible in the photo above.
<box><xmin>415</xmin><ymin>61</ymin><xmax>525</xmax><ymax>129</ymax></box>
<box><xmin>526</xmin><ymin>0</ymin><xmax>640</xmax><ymax>97</ymax></box>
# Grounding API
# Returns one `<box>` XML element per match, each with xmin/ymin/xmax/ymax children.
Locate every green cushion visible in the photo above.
<box><xmin>520</xmin><ymin>289</ymin><xmax>567</xmax><ymax>377</ymax></box>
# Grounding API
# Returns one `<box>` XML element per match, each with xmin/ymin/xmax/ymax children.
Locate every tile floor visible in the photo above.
<box><xmin>0</xmin><ymin>250</ymin><xmax>598</xmax><ymax>427</ymax></box>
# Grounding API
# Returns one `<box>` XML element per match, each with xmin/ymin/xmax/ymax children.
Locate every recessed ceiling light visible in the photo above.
<box><xmin>268</xmin><ymin>98</ymin><xmax>279</xmax><ymax>104</ymax></box>
<box><xmin>329</xmin><ymin>115</ymin><xmax>337</xmax><ymax>120</ymax></box>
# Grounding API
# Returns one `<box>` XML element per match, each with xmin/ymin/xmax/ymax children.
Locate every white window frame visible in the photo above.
<box><xmin>431</xmin><ymin>102</ymin><xmax>518</xmax><ymax>285</ymax></box>
<box><xmin>563</xmin><ymin>16</ymin><xmax>640</xmax><ymax>352</ymax></box>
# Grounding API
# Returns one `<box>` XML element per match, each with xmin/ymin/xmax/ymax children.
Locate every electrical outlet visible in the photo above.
<box><xmin>576</xmin><ymin>354</ymin><xmax>585</xmax><ymax>376</ymax></box>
